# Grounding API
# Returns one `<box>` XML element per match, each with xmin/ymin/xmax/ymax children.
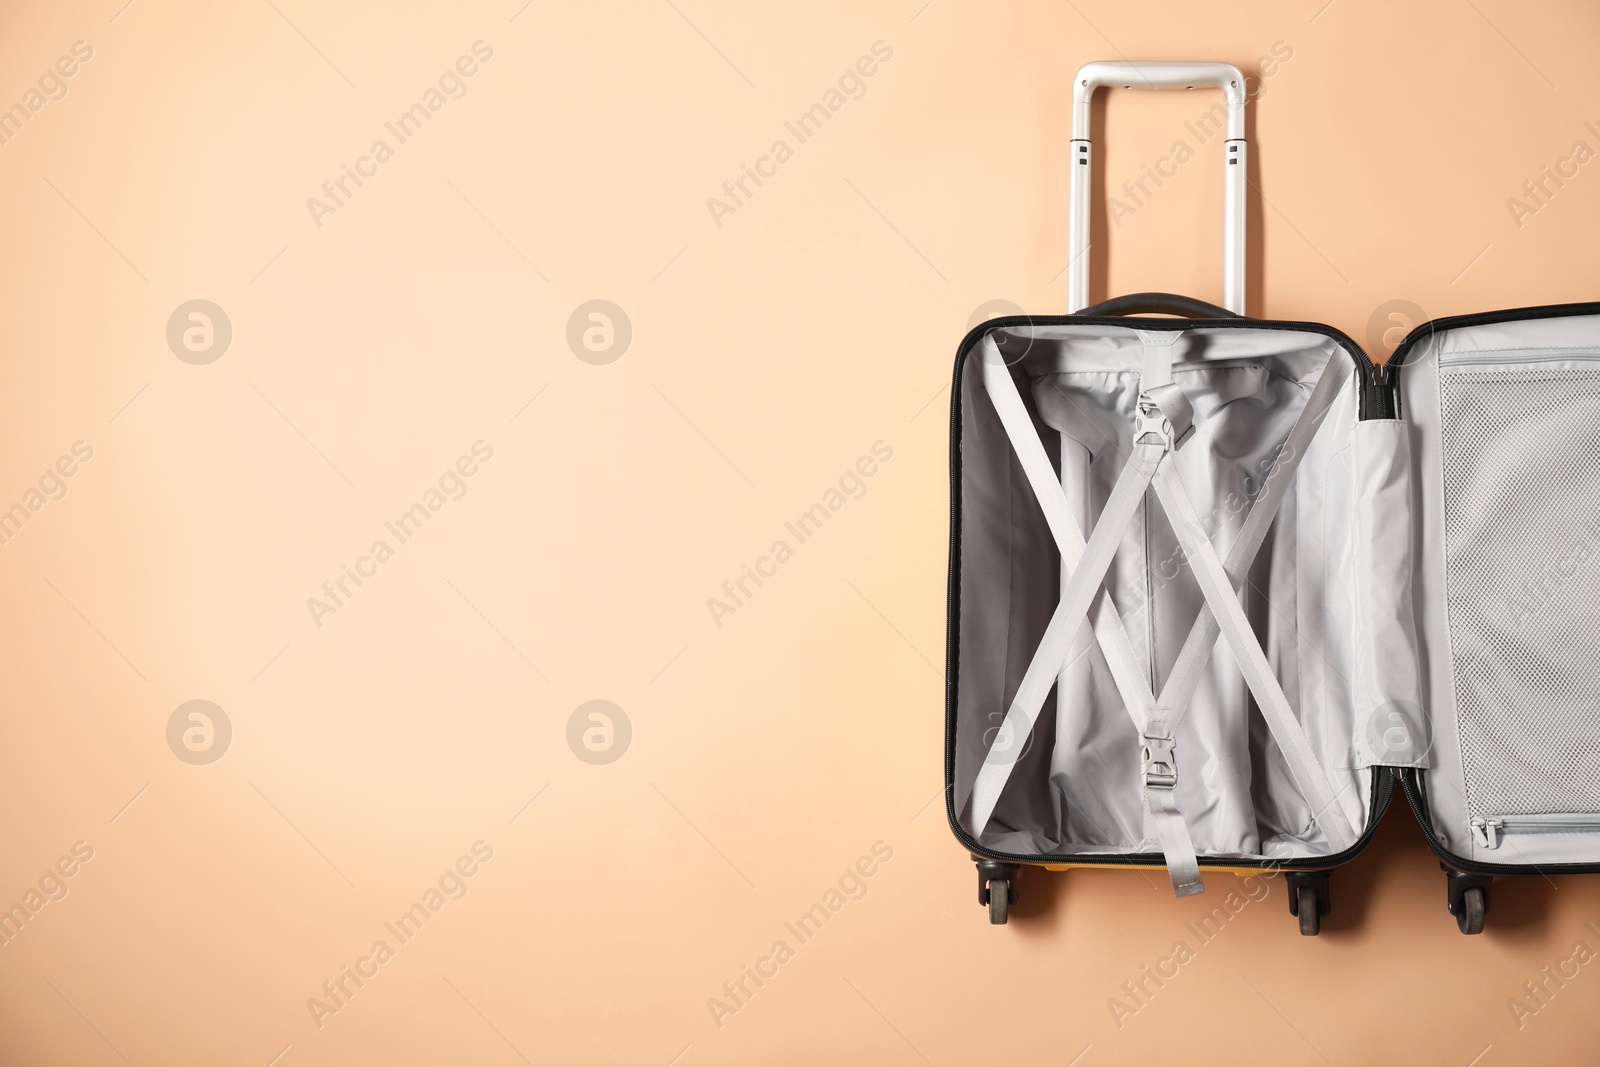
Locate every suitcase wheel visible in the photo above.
<box><xmin>1445</xmin><ymin>867</ymin><xmax>1491</xmax><ymax>935</ymax></box>
<box><xmin>1295</xmin><ymin>886</ymin><xmax>1320</xmax><ymax>936</ymax></box>
<box><xmin>1285</xmin><ymin>871</ymin><xmax>1331</xmax><ymax>936</ymax></box>
<box><xmin>975</xmin><ymin>860</ymin><xmax>1020</xmax><ymax>925</ymax></box>
<box><xmin>1457</xmin><ymin>888</ymin><xmax>1487</xmax><ymax>935</ymax></box>
<box><xmin>986</xmin><ymin>878</ymin><xmax>1010</xmax><ymax>924</ymax></box>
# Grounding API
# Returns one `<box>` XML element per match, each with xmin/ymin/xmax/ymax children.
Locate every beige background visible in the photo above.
<box><xmin>0</xmin><ymin>0</ymin><xmax>1597</xmax><ymax>1063</ymax></box>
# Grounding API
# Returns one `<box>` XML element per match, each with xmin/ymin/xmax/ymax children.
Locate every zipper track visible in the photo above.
<box><xmin>1402</xmin><ymin>770</ymin><xmax>1600</xmax><ymax>874</ymax></box>
<box><xmin>944</xmin><ymin>311</ymin><xmax>1381</xmax><ymax>868</ymax></box>
<box><xmin>1482</xmin><ymin>813</ymin><xmax>1600</xmax><ymax>829</ymax></box>
<box><xmin>1471</xmin><ymin>813</ymin><xmax>1600</xmax><ymax>850</ymax></box>
<box><xmin>1439</xmin><ymin>349</ymin><xmax>1600</xmax><ymax>369</ymax></box>
<box><xmin>1385</xmin><ymin>301</ymin><xmax>1600</xmax><ymax>391</ymax></box>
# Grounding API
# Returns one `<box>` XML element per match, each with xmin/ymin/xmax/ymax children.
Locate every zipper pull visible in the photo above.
<box><xmin>1366</xmin><ymin>362</ymin><xmax>1395</xmax><ymax>419</ymax></box>
<box><xmin>1470</xmin><ymin>817</ymin><xmax>1503</xmax><ymax>849</ymax></box>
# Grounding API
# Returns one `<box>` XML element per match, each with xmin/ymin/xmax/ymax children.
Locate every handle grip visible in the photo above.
<box><xmin>1068</xmin><ymin>61</ymin><xmax>1249</xmax><ymax>317</ymax></box>
<box><xmin>1077</xmin><ymin>292</ymin><xmax>1240</xmax><ymax>319</ymax></box>
<box><xmin>1072</xmin><ymin>61</ymin><xmax>1247</xmax><ymax>126</ymax></box>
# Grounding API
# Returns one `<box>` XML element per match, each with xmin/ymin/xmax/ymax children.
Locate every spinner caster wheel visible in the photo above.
<box><xmin>1445</xmin><ymin>867</ymin><xmax>1492</xmax><ymax>935</ymax></box>
<box><xmin>976</xmin><ymin>860</ymin><xmax>1020</xmax><ymax>925</ymax></box>
<box><xmin>1286</xmin><ymin>871</ymin><xmax>1331</xmax><ymax>936</ymax></box>
<box><xmin>987</xmin><ymin>878</ymin><xmax>1010</xmax><ymax>924</ymax></box>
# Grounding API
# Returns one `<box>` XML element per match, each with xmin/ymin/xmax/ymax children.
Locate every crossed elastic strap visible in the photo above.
<box><xmin>969</xmin><ymin>331</ymin><xmax>1357</xmax><ymax>895</ymax></box>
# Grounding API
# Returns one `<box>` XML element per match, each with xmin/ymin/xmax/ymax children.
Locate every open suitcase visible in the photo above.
<box><xmin>944</xmin><ymin>60</ymin><xmax>1600</xmax><ymax>934</ymax></box>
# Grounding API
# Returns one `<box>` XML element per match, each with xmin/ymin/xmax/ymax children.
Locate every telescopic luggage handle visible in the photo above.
<box><xmin>1067</xmin><ymin>61</ymin><xmax>1248</xmax><ymax>316</ymax></box>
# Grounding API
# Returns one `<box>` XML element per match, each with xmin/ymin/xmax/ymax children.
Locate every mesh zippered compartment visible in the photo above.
<box><xmin>1440</xmin><ymin>363</ymin><xmax>1600</xmax><ymax>820</ymax></box>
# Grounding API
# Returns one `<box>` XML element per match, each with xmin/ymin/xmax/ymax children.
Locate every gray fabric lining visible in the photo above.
<box><xmin>1350</xmin><ymin>421</ymin><xmax>1427</xmax><ymax>769</ymax></box>
<box><xmin>954</xmin><ymin>323</ymin><xmax>1374</xmax><ymax>861</ymax></box>
<box><xmin>1405</xmin><ymin>313</ymin><xmax>1600</xmax><ymax>865</ymax></box>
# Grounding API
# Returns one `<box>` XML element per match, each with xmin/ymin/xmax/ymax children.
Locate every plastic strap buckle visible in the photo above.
<box><xmin>1132</xmin><ymin>396</ymin><xmax>1172</xmax><ymax>448</ymax></box>
<box><xmin>1133</xmin><ymin>393</ymin><xmax>1192</xmax><ymax>451</ymax></box>
<box><xmin>1141</xmin><ymin>730</ymin><xmax>1178</xmax><ymax>791</ymax></box>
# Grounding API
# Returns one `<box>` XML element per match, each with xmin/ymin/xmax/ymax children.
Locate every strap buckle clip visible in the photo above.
<box><xmin>1141</xmin><ymin>730</ymin><xmax>1178</xmax><ymax>791</ymax></box>
<box><xmin>1133</xmin><ymin>396</ymin><xmax>1172</xmax><ymax>448</ymax></box>
<box><xmin>1133</xmin><ymin>393</ymin><xmax>1192</xmax><ymax>451</ymax></box>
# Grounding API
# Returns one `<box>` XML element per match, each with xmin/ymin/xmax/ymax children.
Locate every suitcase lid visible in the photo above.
<box><xmin>1384</xmin><ymin>300</ymin><xmax>1600</xmax><ymax>873</ymax></box>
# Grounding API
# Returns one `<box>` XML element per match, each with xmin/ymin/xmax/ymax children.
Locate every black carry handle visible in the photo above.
<box><xmin>1077</xmin><ymin>292</ymin><xmax>1241</xmax><ymax>319</ymax></box>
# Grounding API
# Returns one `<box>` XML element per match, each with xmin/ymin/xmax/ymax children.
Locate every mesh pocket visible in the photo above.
<box><xmin>1440</xmin><ymin>365</ymin><xmax>1600</xmax><ymax>819</ymax></box>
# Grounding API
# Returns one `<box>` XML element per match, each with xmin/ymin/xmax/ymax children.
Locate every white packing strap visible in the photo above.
<box><xmin>1141</xmin><ymin>704</ymin><xmax>1201</xmax><ymax>894</ymax></box>
<box><xmin>975</xmin><ymin>334</ymin><xmax>1202</xmax><ymax>895</ymax></box>
<box><xmin>966</xmin><ymin>435</ymin><xmax>1164</xmax><ymax>837</ymax></box>
<box><xmin>1130</xmin><ymin>332</ymin><xmax>1201</xmax><ymax>893</ymax></box>
<box><xmin>1136</xmin><ymin>330</ymin><xmax>1194</xmax><ymax>443</ymax></box>
<box><xmin>1153</xmin><ymin>352</ymin><xmax>1352</xmax><ymax>726</ymax></box>
<box><xmin>1151</xmin><ymin>460</ymin><xmax>1360</xmax><ymax>851</ymax></box>
<box><xmin>978</xmin><ymin>337</ymin><xmax>1155</xmax><ymax>732</ymax></box>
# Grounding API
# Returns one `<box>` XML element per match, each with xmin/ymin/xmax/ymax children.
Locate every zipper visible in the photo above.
<box><xmin>1384</xmin><ymin>300</ymin><xmax>1600</xmax><ymax>392</ymax></box>
<box><xmin>1402</xmin><ymin>769</ymin><xmax>1600</xmax><ymax>874</ymax></box>
<box><xmin>1440</xmin><ymin>347</ymin><xmax>1600</xmax><ymax>369</ymax></box>
<box><xmin>1373</xmin><ymin>301</ymin><xmax>1600</xmax><ymax>439</ymax></box>
<box><xmin>1367</xmin><ymin>362</ymin><xmax>1394</xmax><ymax>419</ymax></box>
<box><xmin>1470</xmin><ymin>813</ymin><xmax>1600</xmax><ymax>850</ymax></box>
<box><xmin>1401</xmin><ymin>767</ymin><xmax>1463</xmax><ymax>861</ymax></box>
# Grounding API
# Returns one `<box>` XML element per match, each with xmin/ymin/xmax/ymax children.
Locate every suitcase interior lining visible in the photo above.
<box><xmin>1405</xmin><ymin>311</ymin><xmax>1600</xmax><ymax>865</ymax></box>
<box><xmin>954</xmin><ymin>323</ymin><xmax>1377</xmax><ymax>862</ymax></box>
